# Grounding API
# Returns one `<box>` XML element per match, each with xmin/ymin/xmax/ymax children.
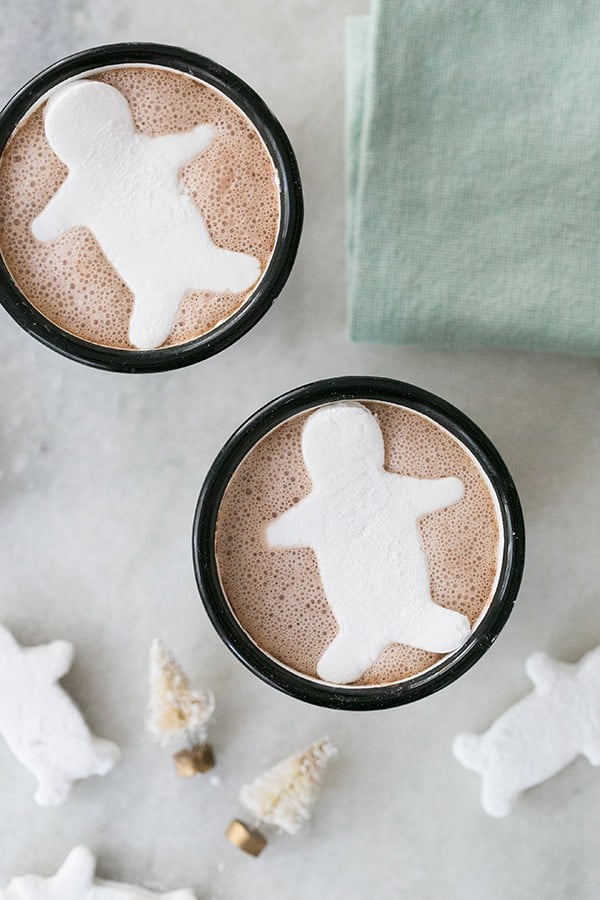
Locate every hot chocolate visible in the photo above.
<box><xmin>214</xmin><ymin>400</ymin><xmax>503</xmax><ymax>687</ymax></box>
<box><xmin>0</xmin><ymin>63</ymin><xmax>281</xmax><ymax>350</ymax></box>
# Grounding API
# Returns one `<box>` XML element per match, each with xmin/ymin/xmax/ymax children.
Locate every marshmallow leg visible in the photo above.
<box><xmin>398</xmin><ymin>603</ymin><xmax>471</xmax><ymax>654</ymax></box>
<box><xmin>89</xmin><ymin>737</ymin><xmax>121</xmax><ymax>775</ymax></box>
<box><xmin>481</xmin><ymin>780</ymin><xmax>515</xmax><ymax>818</ymax></box>
<box><xmin>317</xmin><ymin>630</ymin><xmax>384</xmax><ymax>684</ymax></box>
<box><xmin>65</xmin><ymin>734</ymin><xmax>120</xmax><ymax>780</ymax></box>
<box><xmin>128</xmin><ymin>289</ymin><xmax>183</xmax><ymax>349</ymax></box>
<box><xmin>33</xmin><ymin>737</ymin><xmax>118</xmax><ymax>805</ymax></box>
<box><xmin>35</xmin><ymin>773</ymin><xmax>73</xmax><ymax>806</ymax></box>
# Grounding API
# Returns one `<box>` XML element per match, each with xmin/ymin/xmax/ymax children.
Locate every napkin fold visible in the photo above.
<box><xmin>346</xmin><ymin>0</ymin><xmax>600</xmax><ymax>355</ymax></box>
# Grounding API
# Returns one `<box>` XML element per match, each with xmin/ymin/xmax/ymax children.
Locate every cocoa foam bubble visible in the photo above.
<box><xmin>0</xmin><ymin>65</ymin><xmax>281</xmax><ymax>349</ymax></box>
<box><xmin>214</xmin><ymin>401</ymin><xmax>504</xmax><ymax>688</ymax></box>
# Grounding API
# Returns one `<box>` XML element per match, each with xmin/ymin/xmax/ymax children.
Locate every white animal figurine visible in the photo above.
<box><xmin>453</xmin><ymin>646</ymin><xmax>600</xmax><ymax>817</ymax></box>
<box><xmin>0</xmin><ymin>623</ymin><xmax>119</xmax><ymax>805</ymax></box>
<box><xmin>32</xmin><ymin>80</ymin><xmax>261</xmax><ymax>350</ymax></box>
<box><xmin>1</xmin><ymin>846</ymin><xmax>197</xmax><ymax>900</ymax></box>
<box><xmin>266</xmin><ymin>402</ymin><xmax>471</xmax><ymax>684</ymax></box>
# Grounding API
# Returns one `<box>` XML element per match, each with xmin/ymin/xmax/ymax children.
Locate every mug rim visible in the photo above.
<box><xmin>192</xmin><ymin>376</ymin><xmax>526</xmax><ymax>711</ymax></box>
<box><xmin>0</xmin><ymin>42</ymin><xmax>303</xmax><ymax>373</ymax></box>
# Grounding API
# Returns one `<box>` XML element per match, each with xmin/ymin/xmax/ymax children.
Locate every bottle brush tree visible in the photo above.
<box><xmin>147</xmin><ymin>638</ymin><xmax>215</xmax><ymax>776</ymax></box>
<box><xmin>226</xmin><ymin>738</ymin><xmax>337</xmax><ymax>855</ymax></box>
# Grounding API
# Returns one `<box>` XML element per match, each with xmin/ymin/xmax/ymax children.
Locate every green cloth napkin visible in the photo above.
<box><xmin>346</xmin><ymin>0</ymin><xmax>600</xmax><ymax>355</ymax></box>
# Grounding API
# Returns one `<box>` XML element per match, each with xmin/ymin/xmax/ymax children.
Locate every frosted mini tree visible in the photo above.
<box><xmin>226</xmin><ymin>738</ymin><xmax>337</xmax><ymax>856</ymax></box>
<box><xmin>147</xmin><ymin>639</ymin><xmax>215</xmax><ymax>776</ymax></box>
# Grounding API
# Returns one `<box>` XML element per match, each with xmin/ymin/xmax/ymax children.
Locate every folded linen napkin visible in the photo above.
<box><xmin>346</xmin><ymin>0</ymin><xmax>600</xmax><ymax>355</ymax></box>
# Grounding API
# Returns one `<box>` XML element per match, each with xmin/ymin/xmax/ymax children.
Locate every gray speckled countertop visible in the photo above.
<box><xmin>1</xmin><ymin>2</ymin><xmax>599</xmax><ymax>898</ymax></box>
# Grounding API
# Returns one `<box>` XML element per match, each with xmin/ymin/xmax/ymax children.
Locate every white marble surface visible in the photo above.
<box><xmin>1</xmin><ymin>1</ymin><xmax>599</xmax><ymax>898</ymax></box>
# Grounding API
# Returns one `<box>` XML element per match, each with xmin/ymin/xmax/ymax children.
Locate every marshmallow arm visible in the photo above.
<box><xmin>453</xmin><ymin>733</ymin><xmax>483</xmax><ymax>773</ymax></box>
<box><xmin>23</xmin><ymin>639</ymin><xmax>74</xmax><ymax>681</ymax></box>
<box><xmin>576</xmin><ymin>646</ymin><xmax>600</xmax><ymax>681</ymax></box>
<box><xmin>31</xmin><ymin>179</ymin><xmax>77</xmax><ymax>242</ymax></box>
<box><xmin>525</xmin><ymin>652</ymin><xmax>564</xmax><ymax>692</ymax></box>
<box><xmin>406</xmin><ymin>475</ymin><xmax>464</xmax><ymax>517</ymax></box>
<box><xmin>266</xmin><ymin>497</ymin><xmax>314</xmax><ymax>548</ymax></box>
<box><xmin>152</xmin><ymin>123</ymin><xmax>215</xmax><ymax>169</ymax></box>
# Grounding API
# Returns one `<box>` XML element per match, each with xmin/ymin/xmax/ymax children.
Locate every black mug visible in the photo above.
<box><xmin>0</xmin><ymin>43</ymin><xmax>303</xmax><ymax>372</ymax></box>
<box><xmin>193</xmin><ymin>376</ymin><xmax>525</xmax><ymax>711</ymax></box>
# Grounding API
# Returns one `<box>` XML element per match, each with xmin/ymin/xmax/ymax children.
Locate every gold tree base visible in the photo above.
<box><xmin>225</xmin><ymin>819</ymin><xmax>267</xmax><ymax>857</ymax></box>
<box><xmin>173</xmin><ymin>744</ymin><xmax>215</xmax><ymax>777</ymax></box>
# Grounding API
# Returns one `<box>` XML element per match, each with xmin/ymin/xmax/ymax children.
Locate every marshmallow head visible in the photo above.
<box><xmin>301</xmin><ymin>403</ymin><xmax>384</xmax><ymax>482</ymax></box>
<box><xmin>44</xmin><ymin>81</ymin><xmax>133</xmax><ymax>165</ymax></box>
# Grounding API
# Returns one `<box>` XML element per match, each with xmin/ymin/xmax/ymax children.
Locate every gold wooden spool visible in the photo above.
<box><xmin>225</xmin><ymin>819</ymin><xmax>267</xmax><ymax>856</ymax></box>
<box><xmin>173</xmin><ymin>743</ymin><xmax>215</xmax><ymax>777</ymax></box>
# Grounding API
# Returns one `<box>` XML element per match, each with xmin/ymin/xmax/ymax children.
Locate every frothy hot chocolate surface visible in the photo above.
<box><xmin>215</xmin><ymin>401</ymin><xmax>503</xmax><ymax>687</ymax></box>
<box><xmin>0</xmin><ymin>65</ymin><xmax>280</xmax><ymax>349</ymax></box>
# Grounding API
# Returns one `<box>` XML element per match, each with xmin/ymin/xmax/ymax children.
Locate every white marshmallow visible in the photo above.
<box><xmin>32</xmin><ymin>80</ymin><xmax>261</xmax><ymax>349</ymax></box>
<box><xmin>0</xmin><ymin>623</ymin><xmax>119</xmax><ymax>805</ymax></box>
<box><xmin>266</xmin><ymin>403</ymin><xmax>470</xmax><ymax>684</ymax></box>
<box><xmin>453</xmin><ymin>646</ymin><xmax>600</xmax><ymax>816</ymax></box>
<box><xmin>1</xmin><ymin>846</ymin><xmax>197</xmax><ymax>899</ymax></box>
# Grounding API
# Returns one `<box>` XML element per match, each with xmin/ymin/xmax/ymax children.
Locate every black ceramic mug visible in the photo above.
<box><xmin>0</xmin><ymin>43</ymin><xmax>303</xmax><ymax>372</ymax></box>
<box><xmin>193</xmin><ymin>376</ymin><xmax>525</xmax><ymax>711</ymax></box>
